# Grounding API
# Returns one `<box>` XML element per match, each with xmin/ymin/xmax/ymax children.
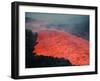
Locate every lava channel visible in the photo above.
<box><xmin>33</xmin><ymin>30</ymin><xmax>89</xmax><ymax>66</ymax></box>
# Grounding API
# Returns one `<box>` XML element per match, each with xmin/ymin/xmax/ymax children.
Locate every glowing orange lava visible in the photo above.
<box><xmin>33</xmin><ymin>30</ymin><xmax>89</xmax><ymax>65</ymax></box>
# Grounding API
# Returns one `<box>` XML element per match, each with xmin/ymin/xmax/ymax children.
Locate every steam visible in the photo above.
<box><xmin>25</xmin><ymin>17</ymin><xmax>89</xmax><ymax>40</ymax></box>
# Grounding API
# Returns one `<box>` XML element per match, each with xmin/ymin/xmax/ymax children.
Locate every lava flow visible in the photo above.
<box><xmin>33</xmin><ymin>30</ymin><xmax>89</xmax><ymax>66</ymax></box>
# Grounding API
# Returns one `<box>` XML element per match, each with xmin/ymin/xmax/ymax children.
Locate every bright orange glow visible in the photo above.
<box><xmin>33</xmin><ymin>30</ymin><xmax>89</xmax><ymax>65</ymax></box>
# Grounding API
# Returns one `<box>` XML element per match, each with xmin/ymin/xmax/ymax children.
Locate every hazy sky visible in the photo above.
<box><xmin>25</xmin><ymin>12</ymin><xmax>89</xmax><ymax>25</ymax></box>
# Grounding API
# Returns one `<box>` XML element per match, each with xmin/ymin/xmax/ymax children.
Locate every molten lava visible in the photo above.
<box><xmin>33</xmin><ymin>30</ymin><xmax>89</xmax><ymax>66</ymax></box>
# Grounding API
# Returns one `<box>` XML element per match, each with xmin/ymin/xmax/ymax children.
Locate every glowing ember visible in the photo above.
<box><xmin>33</xmin><ymin>30</ymin><xmax>89</xmax><ymax>65</ymax></box>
